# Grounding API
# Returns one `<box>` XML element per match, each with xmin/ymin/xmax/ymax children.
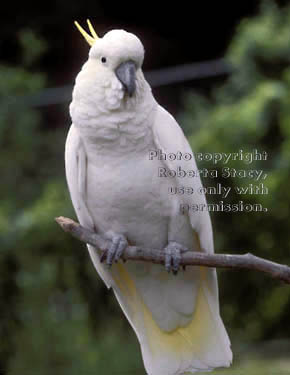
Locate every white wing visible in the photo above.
<box><xmin>65</xmin><ymin>124</ymin><xmax>94</xmax><ymax>229</ymax></box>
<box><xmin>153</xmin><ymin>105</ymin><xmax>213</xmax><ymax>252</ymax></box>
<box><xmin>65</xmin><ymin>124</ymin><xmax>114</xmax><ymax>289</ymax></box>
<box><xmin>152</xmin><ymin>105</ymin><xmax>221</xmax><ymax>305</ymax></box>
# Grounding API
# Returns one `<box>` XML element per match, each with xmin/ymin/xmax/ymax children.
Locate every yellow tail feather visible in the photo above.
<box><xmin>112</xmin><ymin>264</ymin><xmax>232</xmax><ymax>375</ymax></box>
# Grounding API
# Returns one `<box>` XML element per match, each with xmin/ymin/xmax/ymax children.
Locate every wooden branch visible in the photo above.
<box><xmin>55</xmin><ymin>216</ymin><xmax>290</xmax><ymax>284</ymax></box>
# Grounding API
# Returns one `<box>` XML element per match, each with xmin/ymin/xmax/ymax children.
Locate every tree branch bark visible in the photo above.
<box><xmin>55</xmin><ymin>216</ymin><xmax>290</xmax><ymax>284</ymax></box>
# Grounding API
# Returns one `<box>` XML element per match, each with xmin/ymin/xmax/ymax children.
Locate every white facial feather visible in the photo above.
<box><xmin>70</xmin><ymin>29</ymin><xmax>149</xmax><ymax>127</ymax></box>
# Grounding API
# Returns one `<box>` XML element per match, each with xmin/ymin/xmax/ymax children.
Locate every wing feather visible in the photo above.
<box><xmin>65</xmin><ymin>124</ymin><xmax>115</xmax><ymax>289</ymax></box>
<box><xmin>152</xmin><ymin>104</ymin><xmax>228</xmax><ymax>324</ymax></box>
<box><xmin>152</xmin><ymin>105</ymin><xmax>213</xmax><ymax>253</ymax></box>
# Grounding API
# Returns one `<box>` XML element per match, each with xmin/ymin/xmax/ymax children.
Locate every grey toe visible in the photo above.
<box><xmin>172</xmin><ymin>248</ymin><xmax>181</xmax><ymax>275</ymax></box>
<box><xmin>107</xmin><ymin>239</ymin><xmax>119</xmax><ymax>266</ymax></box>
<box><xmin>114</xmin><ymin>239</ymin><xmax>127</xmax><ymax>262</ymax></box>
<box><xmin>103</xmin><ymin>231</ymin><xmax>128</xmax><ymax>267</ymax></box>
<box><xmin>164</xmin><ymin>241</ymin><xmax>186</xmax><ymax>275</ymax></box>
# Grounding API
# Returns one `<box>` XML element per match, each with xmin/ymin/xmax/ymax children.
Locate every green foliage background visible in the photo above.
<box><xmin>1</xmin><ymin>2</ymin><xmax>290</xmax><ymax>374</ymax></box>
<box><xmin>182</xmin><ymin>0</ymin><xmax>290</xmax><ymax>343</ymax></box>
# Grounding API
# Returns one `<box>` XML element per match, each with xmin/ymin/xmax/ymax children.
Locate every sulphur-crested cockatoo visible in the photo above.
<box><xmin>65</xmin><ymin>20</ymin><xmax>232</xmax><ymax>375</ymax></box>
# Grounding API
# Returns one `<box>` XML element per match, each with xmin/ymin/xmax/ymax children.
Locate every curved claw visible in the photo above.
<box><xmin>100</xmin><ymin>250</ymin><xmax>107</xmax><ymax>264</ymax></box>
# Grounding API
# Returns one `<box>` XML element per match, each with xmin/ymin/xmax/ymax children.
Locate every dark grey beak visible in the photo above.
<box><xmin>115</xmin><ymin>61</ymin><xmax>136</xmax><ymax>97</ymax></box>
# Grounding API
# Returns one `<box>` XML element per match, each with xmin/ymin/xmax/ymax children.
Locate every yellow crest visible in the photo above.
<box><xmin>74</xmin><ymin>19</ymin><xmax>99</xmax><ymax>46</ymax></box>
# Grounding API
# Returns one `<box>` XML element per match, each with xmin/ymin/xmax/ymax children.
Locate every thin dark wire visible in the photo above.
<box><xmin>16</xmin><ymin>58</ymin><xmax>232</xmax><ymax>108</ymax></box>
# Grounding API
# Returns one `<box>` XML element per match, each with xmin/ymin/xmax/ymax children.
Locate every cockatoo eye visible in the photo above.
<box><xmin>101</xmin><ymin>57</ymin><xmax>107</xmax><ymax>64</ymax></box>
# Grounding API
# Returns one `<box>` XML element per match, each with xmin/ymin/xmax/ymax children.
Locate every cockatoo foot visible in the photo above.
<box><xmin>164</xmin><ymin>241</ymin><xmax>188</xmax><ymax>275</ymax></box>
<box><xmin>101</xmin><ymin>231</ymin><xmax>128</xmax><ymax>267</ymax></box>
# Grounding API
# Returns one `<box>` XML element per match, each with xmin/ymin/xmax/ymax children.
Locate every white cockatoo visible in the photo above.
<box><xmin>65</xmin><ymin>20</ymin><xmax>232</xmax><ymax>375</ymax></box>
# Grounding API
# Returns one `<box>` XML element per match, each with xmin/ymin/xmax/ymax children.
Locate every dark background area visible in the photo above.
<box><xmin>0</xmin><ymin>2</ymin><xmax>264</xmax><ymax>146</ymax></box>
<box><xmin>0</xmin><ymin>2</ymin><xmax>261</xmax><ymax>110</ymax></box>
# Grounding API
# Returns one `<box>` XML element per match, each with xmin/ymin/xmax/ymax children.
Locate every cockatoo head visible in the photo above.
<box><xmin>70</xmin><ymin>20</ymin><xmax>155</xmax><ymax>133</ymax></box>
<box><xmin>73</xmin><ymin>20</ymin><xmax>145</xmax><ymax>100</ymax></box>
